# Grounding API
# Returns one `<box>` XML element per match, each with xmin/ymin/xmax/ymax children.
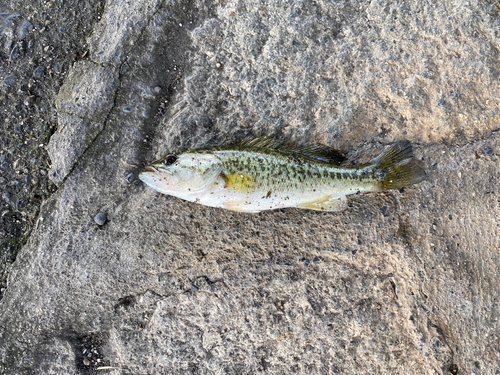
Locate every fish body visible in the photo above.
<box><xmin>139</xmin><ymin>138</ymin><xmax>425</xmax><ymax>213</ymax></box>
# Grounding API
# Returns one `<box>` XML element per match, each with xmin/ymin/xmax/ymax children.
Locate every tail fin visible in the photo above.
<box><xmin>372</xmin><ymin>141</ymin><xmax>426</xmax><ymax>190</ymax></box>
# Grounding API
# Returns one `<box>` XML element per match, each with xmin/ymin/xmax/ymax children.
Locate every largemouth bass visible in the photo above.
<box><xmin>139</xmin><ymin>137</ymin><xmax>425</xmax><ymax>213</ymax></box>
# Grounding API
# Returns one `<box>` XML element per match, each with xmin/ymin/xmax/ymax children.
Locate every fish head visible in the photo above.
<box><xmin>139</xmin><ymin>152</ymin><xmax>222</xmax><ymax>196</ymax></box>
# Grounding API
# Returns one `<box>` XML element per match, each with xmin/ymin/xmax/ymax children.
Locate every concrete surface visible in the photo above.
<box><xmin>0</xmin><ymin>0</ymin><xmax>499</xmax><ymax>374</ymax></box>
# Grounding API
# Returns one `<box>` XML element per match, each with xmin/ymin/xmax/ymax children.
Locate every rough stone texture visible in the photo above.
<box><xmin>46</xmin><ymin>115</ymin><xmax>101</xmax><ymax>184</ymax></box>
<box><xmin>89</xmin><ymin>0</ymin><xmax>163</xmax><ymax>65</ymax></box>
<box><xmin>164</xmin><ymin>0</ymin><xmax>500</xmax><ymax>153</ymax></box>
<box><xmin>54</xmin><ymin>61</ymin><xmax>118</xmax><ymax>121</ymax></box>
<box><xmin>1</xmin><ymin>1</ymin><xmax>499</xmax><ymax>375</ymax></box>
<box><xmin>0</xmin><ymin>0</ymin><xmax>105</xmax><ymax>300</ymax></box>
<box><xmin>48</xmin><ymin>61</ymin><xmax>118</xmax><ymax>184</ymax></box>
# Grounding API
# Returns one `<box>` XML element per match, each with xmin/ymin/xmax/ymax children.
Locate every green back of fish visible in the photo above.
<box><xmin>190</xmin><ymin>138</ymin><xmax>425</xmax><ymax>194</ymax></box>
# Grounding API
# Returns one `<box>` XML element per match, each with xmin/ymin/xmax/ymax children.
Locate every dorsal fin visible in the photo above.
<box><xmin>282</xmin><ymin>144</ymin><xmax>345</xmax><ymax>164</ymax></box>
<box><xmin>240</xmin><ymin>136</ymin><xmax>344</xmax><ymax>164</ymax></box>
<box><xmin>240</xmin><ymin>136</ymin><xmax>281</xmax><ymax>149</ymax></box>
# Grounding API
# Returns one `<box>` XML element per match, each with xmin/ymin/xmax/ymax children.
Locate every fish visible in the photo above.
<box><xmin>138</xmin><ymin>137</ymin><xmax>425</xmax><ymax>213</ymax></box>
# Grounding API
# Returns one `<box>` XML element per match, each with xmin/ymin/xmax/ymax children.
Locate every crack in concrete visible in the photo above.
<box><xmin>50</xmin><ymin>0</ymin><xmax>167</xmax><ymax>188</ymax></box>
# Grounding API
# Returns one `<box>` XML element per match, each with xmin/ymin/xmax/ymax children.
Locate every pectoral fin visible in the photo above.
<box><xmin>297</xmin><ymin>195</ymin><xmax>347</xmax><ymax>212</ymax></box>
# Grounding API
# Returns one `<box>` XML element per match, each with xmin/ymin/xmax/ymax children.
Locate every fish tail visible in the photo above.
<box><xmin>372</xmin><ymin>141</ymin><xmax>426</xmax><ymax>190</ymax></box>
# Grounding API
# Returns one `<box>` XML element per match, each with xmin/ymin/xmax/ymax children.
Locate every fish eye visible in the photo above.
<box><xmin>163</xmin><ymin>154</ymin><xmax>178</xmax><ymax>166</ymax></box>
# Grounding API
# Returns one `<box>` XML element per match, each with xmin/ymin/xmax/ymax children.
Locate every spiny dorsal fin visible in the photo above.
<box><xmin>240</xmin><ymin>136</ymin><xmax>344</xmax><ymax>164</ymax></box>
<box><xmin>240</xmin><ymin>136</ymin><xmax>281</xmax><ymax>149</ymax></box>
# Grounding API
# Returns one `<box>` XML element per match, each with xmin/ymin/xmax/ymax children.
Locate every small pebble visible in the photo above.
<box><xmin>9</xmin><ymin>45</ymin><xmax>20</xmax><ymax>61</ymax></box>
<box><xmin>2</xmin><ymin>75</ymin><xmax>16</xmax><ymax>87</ymax></box>
<box><xmin>24</xmin><ymin>95</ymin><xmax>36</xmax><ymax>106</ymax></box>
<box><xmin>482</xmin><ymin>146</ymin><xmax>493</xmax><ymax>157</ymax></box>
<box><xmin>94</xmin><ymin>213</ymin><xmax>107</xmax><ymax>226</ymax></box>
<box><xmin>83</xmin><ymin>357</ymin><xmax>90</xmax><ymax>366</ymax></box>
<box><xmin>18</xmin><ymin>20</ymin><xmax>33</xmax><ymax>40</ymax></box>
<box><xmin>126</xmin><ymin>173</ymin><xmax>135</xmax><ymax>183</ymax></box>
<box><xmin>5</xmin><ymin>13</ymin><xmax>20</xmax><ymax>23</ymax></box>
<box><xmin>53</xmin><ymin>62</ymin><xmax>64</xmax><ymax>74</ymax></box>
<box><xmin>33</xmin><ymin>66</ymin><xmax>45</xmax><ymax>79</ymax></box>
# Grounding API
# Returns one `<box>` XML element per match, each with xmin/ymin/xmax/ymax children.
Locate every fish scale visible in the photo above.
<box><xmin>210</xmin><ymin>149</ymin><xmax>344</xmax><ymax>190</ymax></box>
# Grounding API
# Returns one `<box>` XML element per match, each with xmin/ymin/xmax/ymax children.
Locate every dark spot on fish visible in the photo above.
<box><xmin>266</xmin><ymin>191</ymin><xmax>272</xmax><ymax>198</ymax></box>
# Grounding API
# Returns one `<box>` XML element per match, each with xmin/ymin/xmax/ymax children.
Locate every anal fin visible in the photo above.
<box><xmin>223</xmin><ymin>200</ymin><xmax>261</xmax><ymax>213</ymax></box>
<box><xmin>297</xmin><ymin>195</ymin><xmax>347</xmax><ymax>212</ymax></box>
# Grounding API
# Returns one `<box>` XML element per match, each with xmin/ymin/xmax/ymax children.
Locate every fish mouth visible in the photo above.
<box><xmin>141</xmin><ymin>165</ymin><xmax>173</xmax><ymax>176</ymax></box>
